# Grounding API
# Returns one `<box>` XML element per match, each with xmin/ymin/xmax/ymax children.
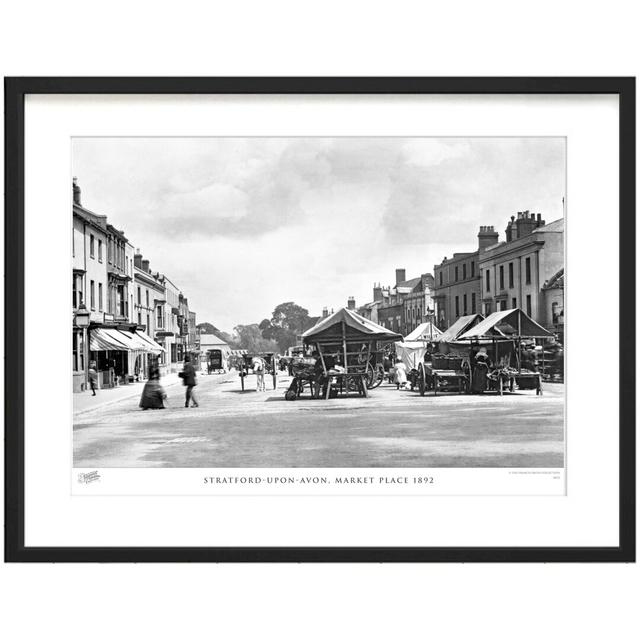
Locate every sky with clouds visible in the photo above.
<box><xmin>73</xmin><ymin>137</ymin><xmax>565</xmax><ymax>332</ymax></box>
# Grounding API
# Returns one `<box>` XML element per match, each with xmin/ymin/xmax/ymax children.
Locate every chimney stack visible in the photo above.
<box><xmin>322</xmin><ymin>306</ymin><xmax>328</xmax><ymax>318</ymax></box>
<box><xmin>347</xmin><ymin>296</ymin><xmax>356</xmax><ymax>310</ymax></box>
<box><xmin>514</xmin><ymin>209</ymin><xmax>539</xmax><ymax>238</ymax></box>
<box><xmin>141</xmin><ymin>259</ymin><xmax>150</xmax><ymax>272</ymax></box>
<box><xmin>134</xmin><ymin>250</ymin><xmax>143</xmax><ymax>269</ymax></box>
<box><xmin>373</xmin><ymin>282</ymin><xmax>383</xmax><ymax>302</ymax></box>
<box><xmin>72</xmin><ymin>177</ymin><xmax>81</xmax><ymax>205</ymax></box>
<box><xmin>478</xmin><ymin>225</ymin><xmax>499</xmax><ymax>250</ymax></box>
<box><xmin>395</xmin><ymin>268</ymin><xmax>406</xmax><ymax>285</ymax></box>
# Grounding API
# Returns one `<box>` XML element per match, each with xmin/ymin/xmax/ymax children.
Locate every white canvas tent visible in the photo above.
<box><xmin>394</xmin><ymin>341</ymin><xmax>428</xmax><ymax>370</ymax></box>
<box><xmin>405</xmin><ymin>322</ymin><xmax>443</xmax><ymax>342</ymax></box>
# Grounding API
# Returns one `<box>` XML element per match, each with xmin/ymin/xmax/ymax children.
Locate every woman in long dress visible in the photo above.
<box><xmin>394</xmin><ymin>361</ymin><xmax>408</xmax><ymax>389</ymax></box>
<box><xmin>471</xmin><ymin>347</ymin><xmax>490</xmax><ymax>394</ymax></box>
<box><xmin>139</xmin><ymin>367</ymin><xmax>167</xmax><ymax>409</ymax></box>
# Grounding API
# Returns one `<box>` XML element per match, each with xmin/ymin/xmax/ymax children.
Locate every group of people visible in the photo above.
<box><xmin>139</xmin><ymin>356</ymin><xmax>200</xmax><ymax>410</ymax></box>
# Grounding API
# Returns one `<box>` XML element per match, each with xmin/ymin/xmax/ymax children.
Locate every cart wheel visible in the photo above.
<box><xmin>361</xmin><ymin>376</ymin><xmax>368</xmax><ymax>398</ymax></box>
<box><xmin>285</xmin><ymin>389</ymin><xmax>297</xmax><ymax>401</ymax></box>
<box><xmin>418</xmin><ymin>363</ymin><xmax>426</xmax><ymax>396</ymax></box>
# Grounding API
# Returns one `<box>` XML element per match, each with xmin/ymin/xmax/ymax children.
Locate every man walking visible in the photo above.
<box><xmin>88</xmin><ymin>361</ymin><xmax>98</xmax><ymax>396</ymax></box>
<box><xmin>181</xmin><ymin>355</ymin><xmax>199</xmax><ymax>407</ymax></box>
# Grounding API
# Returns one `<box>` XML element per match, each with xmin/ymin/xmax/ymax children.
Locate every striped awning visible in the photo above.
<box><xmin>90</xmin><ymin>328</ymin><xmax>132</xmax><ymax>351</ymax></box>
<box><xmin>90</xmin><ymin>328</ymin><xmax>165</xmax><ymax>353</ymax></box>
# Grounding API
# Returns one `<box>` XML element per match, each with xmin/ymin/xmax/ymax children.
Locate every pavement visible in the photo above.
<box><xmin>73</xmin><ymin>373</ymin><xmax>183</xmax><ymax>416</ymax></box>
<box><xmin>74</xmin><ymin>369</ymin><xmax>565</xmax><ymax>468</ymax></box>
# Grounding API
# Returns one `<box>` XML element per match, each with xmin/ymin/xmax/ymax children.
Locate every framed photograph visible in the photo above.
<box><xmin>4</xmin><ymin>77</ymin><xmax>635</xmax><ymax>562</ymax></box>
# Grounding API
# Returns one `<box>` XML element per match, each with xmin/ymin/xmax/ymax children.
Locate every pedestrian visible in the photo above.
<box><xmin>253</xmin><ymin>356</ymin><xmax>266</xmax><ymax>392</ymax></box>
<box><xmin>139</xmin><ymin>367</ymin><xmax>167</xmax><ymax>410</ymax></box>
<box><xmin>394</xmin><ymin>361</ymin><xmax>408</xmax><ymax>389</ymax></box>
<box><xmin>88</xmin><ymin>361</ymin><xmax>98</xmax><ymax>396</ymax></box>
<box><xmin>180</xmin><ymin>355</ymin><xmax>199</xmax><ymax>407</ymax></box>
<box><xmin>471</xmin><ymin>346</ymin><xmax>490</xmax><ymax>393</ymax></box>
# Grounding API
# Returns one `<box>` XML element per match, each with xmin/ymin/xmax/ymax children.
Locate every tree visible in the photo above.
<box><xmin>233</xmin><ymin>324</ymin><xmax>279</xmax><ymax>353</ymax></box>
<box><xmin>266</xmin><ymin>302</ymin><xmax>310</xmax><ymax>352</ymax></box>
<box><xmin>196</xmin><ymin>322</ymin><xmax>218</xmax><ymax>334</ymax></box>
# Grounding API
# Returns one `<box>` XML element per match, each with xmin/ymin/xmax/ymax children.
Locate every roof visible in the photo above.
<box><xmin>302</xmin><ymin>307</ymin><xmax>403</xmax><ymax>343</ymax></box>
<box><xmin>199</xmin><ymin>333</ymin><xmax>230</xmax><ymax>348</ymax></box>
<box><xmin>394</xmin><ymin>276</ymin><xmax>422</xmax><ymax>293</ymax></box>
<box><xmin>405</xmin><ymin>322</ymin><xmax>443</xmax><ymax>341</ymax></box>
<box><xmin>437</xmin><ymin>314</ymin><xmax>485</xmax><ymax>343</ymax></box>
<box><xmin>532</xmin><ymin>217</ymin><xmax>564</xmax><ymax>234</ymax></box>
<box><xmin>458</xmin><ymin>308</ymin><xmax>553</xmax><ymax>339</ymax></box>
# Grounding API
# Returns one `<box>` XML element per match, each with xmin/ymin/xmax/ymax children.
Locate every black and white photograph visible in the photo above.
<box><xmin>72</xmin><ymin>136</ymin><xmax>566</xmax><ymax>472</ymax></box>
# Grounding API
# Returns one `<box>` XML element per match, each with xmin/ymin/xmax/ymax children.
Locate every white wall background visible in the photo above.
<box><xmin>1</xmin><ymin>1</ymin><xmax>638</xmax><ymax>639</ymax></box>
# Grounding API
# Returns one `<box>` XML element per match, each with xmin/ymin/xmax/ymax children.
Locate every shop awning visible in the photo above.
<box><xmin>90</xmin><ymin>327</ymin><xmax>165</xmax><ymax>353</ymax></box>
<box><xmin>90</xmin><ymin>328</ymin><xmax>133</xmax><ymax>351</ymax></box>
<box><xmin>133</xmin><ymin>330</ymin><xmax>166</xmax><ymax>354</ymax></box>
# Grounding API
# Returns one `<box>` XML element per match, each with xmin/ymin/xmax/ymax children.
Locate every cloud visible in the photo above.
<box><xmin>72</xmin><ymin>137</ymin><xmax>565</xmax><ymax>331</ymax></box>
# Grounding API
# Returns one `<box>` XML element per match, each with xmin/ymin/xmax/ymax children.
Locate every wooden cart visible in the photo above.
<box><xmin>301</xmin><ymin>308</ymin><xmax>402</xmax><ymax>400</ymax></box>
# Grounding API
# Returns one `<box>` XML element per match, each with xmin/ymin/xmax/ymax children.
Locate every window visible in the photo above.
<box><xmin>90</xmin><ymin>280</ymin><xmax>95</xmax><ymax>310</ymax></box>
<box><xmin>499</xmin><ymin>265</ymin><xmax>504</xmax><ymax>290</ymax></box>
<box><xmin>146</xmin><ymin>291</ymin><xmax>149</xmax><ymax>307</ymax></box>
<box><xmin>512</xmin><ymin>297</ymin><xmax>517</xmax><ymax>309</ymax></box>
<box><xmin>72</xmin><ymin>274</ymin><xmax>83</xmax><ymax>308</ymax></box>
<box><xmin>439</xmin><ymin>271</ymin><xmax>443</xmax><ymax>286</ymax></box>
<box><xmin>455</xmin><ymin>296</ymin><xmax>459</xmax><ymax>317</ymax></box>
<box><xmin>156</xmin><ymin>306</ymin><xmax>163</xmax><ymax>328</ymax></box>
<box><xmin>454</xmin><ymin>266</ymin><xmax>459</xmax><ymax>282</ymax></box>
<box><xmin>138</xmin><ymin>312</ymin><xmax>142</xmax><ymax>325</ymax></box>
<box><xmin>485</xmin><ymin>270</ymin><xmax>490</xmax><ymax>292</ymax></box>
<box><xmin>90</xmin><ymin>234</ymin><xmax>95</xmax><ymax>258</ymax></box>
<box><xmin>137</xmin><ymin>286</ymin><xmax>141</xmax><ymax>305</ymax></box>
<box><xmin>526</xmin><ymin>294</ymin><xmax>532</xmax><ymax>317</ymax></box>
<box><xmin>98</xmin><ymin>239</ymin><xmax>102</xmax><ymax>262</ymax></box>
<box><xmin>525</xmin><ymin>257</ymin><xmax>531</xmax><ymax>284</ymax></box>
<box><xmin>500</xmin><ymin>300</ymin><xmax>507</xmax><ymax>311</ymax></box>
<box><xmin>484</xmin><ymin>301</ymin><xmax>491</xmax><ymax>315</ymax></box>
<box><xmin>509</xmin><ymin>262</ymin><xmax>514</xmax><ymax>288</ymax></box>
<box><xmin>146</xmin><ymin>314</ymin><xmax>150</xmax><ymax>331</ymax></box>
<box><xmin>98</xmin><ymin>283</ymin><xmax>103</xmax><ymax>312</ymax></box>
<box><xmin>463</xmin><ymin>294</ymin><xmax>467</xmax><ymax>315</ymax></box>
<box><xmin>471</xmin><ymin>261</ymin><xmax>475</xmax><ymax>277</ymax></box>
<box><xmin>471</xmin><ymin>292</ymin><xmax>476</xmax><ymax>313</ymax></box>
<box><xmin>463</xmin><ymin>263</ymin><xmax>467</xmax><ymax>280</ymax></box>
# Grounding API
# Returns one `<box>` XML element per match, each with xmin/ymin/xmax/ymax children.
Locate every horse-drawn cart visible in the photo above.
<box><xmin>238</xmin><ymin>352</ymin><xmax>278</xmax><ymax>391</ymax></box>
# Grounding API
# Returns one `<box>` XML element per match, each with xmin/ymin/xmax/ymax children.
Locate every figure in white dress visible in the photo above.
<box><xmin>394</xmin><ymin>361</ymin><xmax>408</xmax><ymax>389</ymax></box>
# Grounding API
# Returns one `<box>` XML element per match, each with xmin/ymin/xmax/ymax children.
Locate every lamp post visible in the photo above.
<box><xmin>74</xmin><ymin>303</ymin><xmax>91</xmax><ymax>390</ymax></box>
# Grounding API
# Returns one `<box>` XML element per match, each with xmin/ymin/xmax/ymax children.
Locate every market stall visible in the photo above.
<box><xmin>457</xmin><ymin>308</ymin><xmax>554</xmax><ymax>395</ymax></box>
<box><xmin>301</xmin><ymin>308</ymin><xmax>402</xmax><ymax>399</ymax></box>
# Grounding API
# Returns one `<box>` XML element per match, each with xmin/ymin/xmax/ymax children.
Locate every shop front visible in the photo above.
<box><xmin>89</xmin><ymin>326</ymin><xmax>165</xmax><ymax>388</ymax></box>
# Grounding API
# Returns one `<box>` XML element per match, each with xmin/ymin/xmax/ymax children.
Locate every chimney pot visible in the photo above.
<box><xmin>72</xmin><ymin>177</ymin><xmax>82</xmax><ymax>205</ymax></box>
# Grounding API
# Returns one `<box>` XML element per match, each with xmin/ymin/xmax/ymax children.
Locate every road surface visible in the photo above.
<box><xmin>74</xmin><ymin>370</ymin><xmax>565</xmax><ymax>468</ymax></box>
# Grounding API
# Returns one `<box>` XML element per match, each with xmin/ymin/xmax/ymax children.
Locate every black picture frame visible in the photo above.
<box><xmin>4</xmin><ymin>77</ymin><xmax>635</xmax><ymax>563</ymax></box>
